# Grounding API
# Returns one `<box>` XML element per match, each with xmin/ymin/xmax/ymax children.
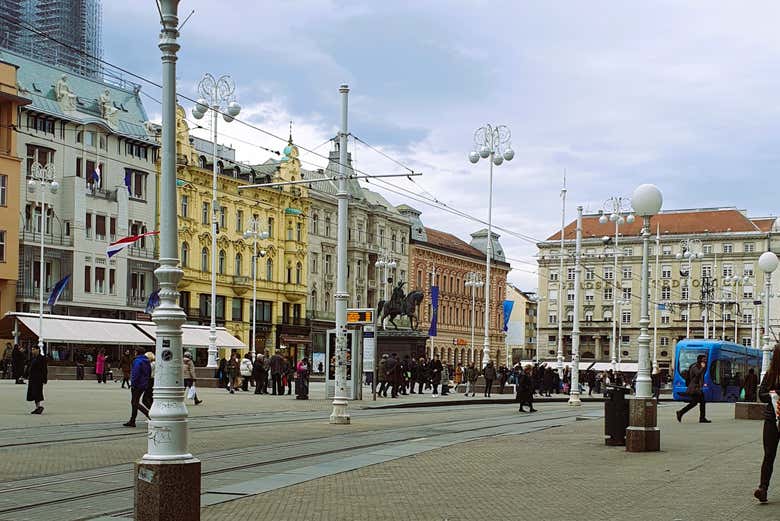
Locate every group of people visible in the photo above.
<box><xmin>217</xmin><ymin>351</ymin><xmax>311</xmax><ymax>400</ymax></box>
<box><xmin>2</xmin><ymin>342</ymin><xmax>30</xmax><ymax>384</ymax></box>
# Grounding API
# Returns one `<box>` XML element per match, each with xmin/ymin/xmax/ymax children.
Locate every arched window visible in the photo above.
<box><xmin>266</xmin><ymin>258</ymin><xmax>273</xmax><ymax>281</ymax></box>
<box><xmin>324</xmin><ymin>292</ymin><xmax>330</xmax><ymax>312</ymax></box>
<box><xmin>286</xmin><ymin>263</ymin><xmax>292</xmax><ymax>283</ymax></box>
<box><xmin>311</xmin><ymin>290</ymin><xmax>317</xmax><ymax>311</ymax></box>
<box><xmin>325</xmin><ymin>217</ymin><xmax>331</xmax><ymax>237</ymax></box>
<box><xmin>312</xmin><ymin>214</ymin><xmax>319</xmax><ymax>235</ymax></box>
<box><xmin>199</xmin><ymin>156</ymin><xmax>207</xmax><ymax>168</ymax></box>
<box><xmin>234</xmin><ymin>253</ymin><xmax>242</xmax><ymax>276</ymax></box>
<box><xmin>296</xmin><ymin>262</ymin><xmax>302</xmax><ymax>284</ymax></box>
<box><xmin>201</xmin><ymin>247</ymin><xmax>208</xmax><ymax>271</ymax></box>
<box><xmin>181</xmin><ymin>242</ymin><xmax>189</xmax><ymax>267</ymax></box>
<box><xmin>218</xmin><ymin>249</ymin><xmax>226</xmax><ymax>274</ymax></box>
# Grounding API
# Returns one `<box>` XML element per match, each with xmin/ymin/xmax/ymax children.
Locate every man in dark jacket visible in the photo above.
<box><xmin>517</xmin><ymin>364</ymin><xmax>537</xmax><ymax>412</ymax></box>
<box><xmin>124</xmin><ymin>347</ymin><xmax>151</xmax><ymax>427</ymax></box>
<box><xmin>377</xmin><ymin>354</ymin><xmax>389</xmax><ymax>397</ymax></box>
<box><xmin>676</xmin><ymin>355</ymin><xmax>710</xmax><ymax>423</ymax></box>
<box><xmin>269</xmin><ymin>352</ymin><xmax>284</xmax><ymax>395</ymax></box>
<box><xmin>386</xmin><ymin>353</ymin><xmax>400</xmax><ymax>398</ymax></box>
<box><xmin>253</xmin><ymin>354</ymin><xmax>267</xmax><ymax>394</ymax></box>
<box><xmin>483</xmin><ymin>361</ymin><xmax>497</xmax><ymax>397</ymax></box>
<box><xmin>429</xmin><ymin>355</ymin><xmax>443</xmax><ymax>397</ymax></box>
<box><xmin>12</xmin><ymin>344</ymin><xmax>26</xmax><ymax>384</ymax></box>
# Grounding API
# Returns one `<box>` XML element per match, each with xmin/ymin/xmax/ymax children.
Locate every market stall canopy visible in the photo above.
<box><xmin>0</xmin><ymin>312</ymin><xmax>154</xmax><ymax>346</ymax></box>
<box><xmin>134</xmin><ymin>323</ymin><xmax>245</xmax><ymax>350</ymax></box>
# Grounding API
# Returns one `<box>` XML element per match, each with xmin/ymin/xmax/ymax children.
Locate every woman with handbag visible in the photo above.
<box><xmin>240</xmin><ymin>353</ymin><xmax>253</xmax><ymax>392</ymax></box>
<box><xmin>183</xmin><ymin>352</ymin><xmax>202</xmax><ymax>405</ymax></box>
<box><xmin>295</xmin><ymin>357</ymin><xmax>310</xmax><ymax>400</ymax></box>
<box><xmin>755</xmin><ymin>345</ymin><xmax>780</xmax><ymax>503</ymax></box>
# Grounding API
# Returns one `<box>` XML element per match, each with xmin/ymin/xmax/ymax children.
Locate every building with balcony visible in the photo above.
<box><xmin>399</xmin><ymin>205</ymin><xmax>511</xmax><ymax>367</ymax></box>
<box><xmin>536</xmin><ymin>207</ymin><xmax>780</xmax><ymax>376</ymax></box>
<box><xmin>172</xmin><ymin>112</ymin><xmax>309</xmax><ymax>363</ymax></box>
<box><xmin>302</xmin><ymin>144</ymin><xmax>410</xmax><ymax>356</ymax></box>
<box><xmin>4</xmin><ymin>49</ymin><xmax>159</xmax><ymax>323</ymax></box>
<box><xmin>0</xmin><ymin>60</ymin><xmax>30</xmax><ymax>320</ymax></box>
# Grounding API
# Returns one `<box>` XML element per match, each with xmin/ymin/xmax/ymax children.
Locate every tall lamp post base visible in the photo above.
<box><xmin>329</xmin><ymin>399</ymin><xmax>351</xmax><ymax>424</ymax></box>
<box><xmin>625</xmin><ymin>397</ymin><xmax>660</xmax><ymax>452</ymax></box>
<box><xmin>135</xmin><ymin>459</ymin><xmax>201</xmax><ymax>521</ymax></box>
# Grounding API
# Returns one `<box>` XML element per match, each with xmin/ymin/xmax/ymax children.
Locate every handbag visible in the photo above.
<box><xmin>187</xmin><ymin>384</ymin><xmax>197</xmax><ymax>400</ymax></box>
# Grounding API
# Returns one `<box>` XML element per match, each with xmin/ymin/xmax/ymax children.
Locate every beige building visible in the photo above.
<box><xmin>537</xmin><ymin>208</ymin><xmax>778</xmax><ymax>376</ymax></box>
<box><xmin>505</xmin><ymin>285</ymin><xmax>537</xmax><ymax>363</ymax></box>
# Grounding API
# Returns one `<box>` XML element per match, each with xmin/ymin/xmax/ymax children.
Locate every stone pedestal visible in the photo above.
<box><xmin>135</xmin><ymin>458</ymin><xmax>201</xmax><ymax>521</ymax></box>
<box><xmin>625</xmin><ymin>397</ymin><xmax>660</xmax><ymax>452</ymax></box>
<box><xmin>735</xmin><ymin>401</ymin><xmax>765</xmax><ymax>420</ymax></box>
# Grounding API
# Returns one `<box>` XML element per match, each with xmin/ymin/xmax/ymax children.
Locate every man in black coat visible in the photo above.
<box><xmin>269</xmin><ymin>353</ymin><xmax>284</xmax><ymax>395</ymax></box>
<box><xmin>385</xmin><ymin>353</ymin><xmax>400</xmax><ymax>398</ymax></box>
<box><xmin>12</xmin><ymin>344</ymin><xmax>26</xmax><ymax>384</ymax></box>
<box><xmin>252</xmin><ymin>354</ymin><xmax>267</xmax><ymax>394</ymax></box>
<box><xmin>26</xmin><ymin>345</ymin><xmax>47</xmax><ymax>414</ymax></box>
<box><xmin>517</xmin><ymin>364</ymin><xmax>536</xmax><ymax>412</ymax></box>
<box><xmin>429</xmin><ymin>355</ymin><xmax>443</xmax><ymax>397</ymax></box>
<box><xmin>676</xmin><ymin>354</ymin><xmax>710</xmax><ymax>423</ymax></box>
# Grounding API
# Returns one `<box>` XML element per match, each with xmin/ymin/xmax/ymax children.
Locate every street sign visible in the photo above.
<box><xmin>346</xmin><ymin>308</ymin><xmax>374</xmax><ymax>325</ymax></box>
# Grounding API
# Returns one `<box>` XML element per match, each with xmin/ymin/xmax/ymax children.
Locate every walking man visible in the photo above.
<box><xmin>124</xmin><ymin>347</ymin><xmax>151</xmax><ymax>427</ymax></box>
<box><xmin>269</xmin><ymin>351</ymin><xmax>284</xmax><ymax>395</ymax></box>
<box><xmin>676</xmin><ymin>354</ymin><xmax>711</xmax><ymax>423</ymax></box>
<box><xmin>483</xmin><ymin>361</ymin><xmax>496</xmax><ymax>397</ymax></box>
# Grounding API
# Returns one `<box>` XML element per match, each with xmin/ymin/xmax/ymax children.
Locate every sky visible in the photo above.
<box><xmin>103</xmin><ymin>1</ymin><xmax>780</xmax><ymax>292</ymax></box>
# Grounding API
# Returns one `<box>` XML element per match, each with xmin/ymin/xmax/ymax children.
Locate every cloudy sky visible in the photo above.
<box><xmin>104</xmin><ymin>1</ymin><xmax>780</xmax><ymax>291</ymax></box>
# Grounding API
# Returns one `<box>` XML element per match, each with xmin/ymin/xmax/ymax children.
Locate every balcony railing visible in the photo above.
<box><xmin>16</xmin><ymin>283</ymin><xmax>72</xmax><ymax>302</ymax></box>
<box><xmin>232</xmin><ymin>276</ymin><xmax>250</xmax><ymax>286</ymax></box>
<box><xmin>277</xmin><ymin>315</ymin><xmax>307</xmax><ymax>327</ymax></box>
<box><xmin>127</xmin><ymin>295</ymin><xmax>147</xmax><ymax>308</ymax></box>
<box><xmin>306</xmin><ymin>310</ymin><xmax>336</xmax><ymax>322</ymax></box>
<box><xmin>127</xmin><ymin>245</ymin><xmax>158</xmax><ymax>259</ymax></box>
<box><xmin>86</xmin><ymin>187</ymin><xmax>118</xmax><ymax>202</ymax></box>
<box><xmin>20</xmin><ymin>230</ymin><xmax>73</xmax><ymax>247</ymax></box>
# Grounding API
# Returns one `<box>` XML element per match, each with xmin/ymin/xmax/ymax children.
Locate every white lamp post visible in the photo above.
<box><xmin>244</xmin><ymin>221</ymin><xmax>268</xmax><ymax>355</ymax></box>
<box><xmin>758</xmin><ymin>251</ymin><xmax>779</xmax><ymax>379</ymax></box>
<box><xmin>568</xmin><ymin>206</ymin><xmax>583</xmax><ymax>406</ymax></box>
<box><xmin>27</xmin><ymin>162</ymin><xmax>58</xmax><ymax>355</ymax></box>
<box><xmin>676</xmin><ymin>239</ymin><xmax>704</xmax><ymax>338</ymax></box>
<box><xmin>465</xmin><ymin>272</ymin><xmax>484</xmax><ymax>365</ymax></box>
<box><xmin>616</xmin><ymin>298</ymin><xmax>631</xmax><ymax>372</ymax></box>
<box><xmin>468</xmin><ymin>124</ymin><xmax>514</xmax><ymax>368</ymax></box>
<box><xmin>191</xmin><ymin>73</ymin><xmax>241</xmax><ymax>369</ymax></box>
<box><xmin>599</xmin><ymin>196</ymin><xmax>635</xmax><ymax>372</ymax></box>
<box><xmin>728</xmin><ymin>274</ymin><xmax>751</xmax><ymax>342</ymax></box>
<box><xmin>375</xmin><ymin>251</ymin><xmax>397</xmax><ymax>302</ymax></box>
<box><xmin>534</xmin><ymin>295</ymin><xmax>544</xmax><ymax>363</ymax></box>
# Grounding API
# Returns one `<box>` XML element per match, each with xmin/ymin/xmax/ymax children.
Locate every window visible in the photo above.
<box><xmin>622</xmin><ymin>287</ymin><xmax>632</xmax><ymax>300</ymax></box>
<box><xmin>201</xmin><ymin>202</ymin><xmax>209</xmax><ymax>225</ymax></box>
<box><xmin>235</xmin><ymin>253</ymin><xmax>242</xmax><ymax>276</ymax></box>
<box><xmin>548</xmin><ymin>314</ymin><xmax>557</xmax><ymax>324</ymax></box>
<box><xmin>584</xmin><ymin>310</ymin><xmax>593</xmax><ymax>322</ymax></box>
<box><xmin>585</xmin><ymin>290</ymin><xmax>594</xmax><ymax>303</ymax></box>
<box><xmin>661</xmin><ymin>313</ymin><xmax>670</xmax><ymax>324</ymax></box>
<box><xmin>266</xmin><ymin>258</ymin><xmax>273</xmax><ymax>281</ymax></box>
<box><xmin>181</xmin><ymin>242</ymin><xmax>189</xmax><ymax>267</ymax></box>
<box><xmin>566</xmin><ymin>310</ymin><xmax>574</xmax><ymax>322</ymax></box>
<box><xmin>681</xmin><ymin>286</ymin><xmax>689</xmax><ymax>300</ymax></box>
<box><xmin>0</xmin><ymin>175</ymin><xmax>6</xmax><ymax>206</ymax></box>
<box><xmin>603</xmin><ymin>266</ymin><xmax>613</xmax><ymax>280</ymax></box>
<box><xmin>109</xmin><ymin>268</ymin><xmax>116</xmax><ymax>294</ymax></box>
<box><xmin>324</xmin><ymin>217</ymin><xmax>331</xmax><ymax>237</ymax></box>
<box><xmin>548</xmin><ymin>335</ymin><xmax>557</xmax><ymax>345</ymax></box>
<box><xmin>180</xmin><ymin>195</ymin><xmax>188</xmax><ymax>217</ymax></box>
<box><xmin>218</xmin><ymin>250</ymin><xmax>226</xmax><ymax>274</ymax></box>
<box><xmin>567</xmin><ymin>289</ymin><xmax>575</xmax><ymax>302</ymax></box>
<box><xmin>25</xmin><ymin>145</ymin><xmax>54</xmax><ymax>175</ymax></box>
<box><xmin>215</xmin><ymin>295</ymin><xmax>226</xmax><ymax>321</ymax></box>
<box><xmin>621</xmin><ymin>335</ymin><xmax>630</xmax><ymax>345</ymax></box>
<box><xmin>310</xmin><ymin>290</ymin><xmax>317</xmax><ymax>311</ymax></box>
<box><xmin>622</xmin><ymin>266</ymin><xmax>632</xmax><ymax>279</ymax></box>
<box><xmin>201</xmin><ymin>247</ymin><xmax>209</xmax><ymax>271</ymax></box>
<box><xmin>742</xmin><ymin>311</ymin><xmax>753</xmax><ymax>324</ymax></box>
<box><xmin>661</xmin><ymin>265</ymin><xmax>671</xmax><ymax>279</ymax></box>
<box><xmin>95</xmin><ymin>267</ymin><xmax>105</xmax><ymax>294</ymax></box>
<box><xmin>296</xmin><ymin>222</ymin><xmax>302</xmax><ymax>242</ymax></box>
<box><xmin>0</xmin><ymin>230</ymin><xmax>5</xmax><ymax>261</ymax></box>
<box><xmin>125</xmin><ymin>170</ymin><xmax>147</xmax><ymax>199</ymax></box>
<box><xmin>680</xmin><ymin>310</ymin><xmax>689</xmax><ymax>322</ymax></box>
<box><xmin>109</xmin><ymin>217</ymin><xmax>116</xmax><ymax>241</ymax></box>
<box><xmin>662</xmin><ymin>245</ymin><xmax>672</xmax><ymax>255</ymax></box>
<box><xmin>130</xmin><ymin>272</ymin><xmax>146</xmax><ymax>299</ymax></box>
<box><xmin>743</xmin><ymin>286</ymin><xmax>754</xmax><ymax>300</ymax></box>
<box><xmin>236</xmin><ymin>210</ymin><xmax>243</xmax><ymax>233</ymax></box>
<box><xmin>701</xmin><ymin>264</ymin><xmax>712</xmax><ymax>278</ymax></box>
<box><xmin>621</xmin><ymin>310</ymin><xmax>631</xmax><ymax>324</ymax></box>
<box><xmin>744</xmin><ymin>242</ymin><xmax>755</xmax><ymax>253</ymax></box>
<box><xmin>701</xmin><ymin>244</ymin><xmax>712</xmax><ymax>254</ymax></box>
<box><xmin>603</xmin><ymin>309</ymin><xmax>613</xmax><ymax>321</ymax></box>
<box><xmin>567</xmin><ymin>267</ymin><xmax>575</xmax><ymax>281</ymax></box>
<box><xmin>743</xmin><ymin>263</ymin><xmax>754</xmax><ymax>277</ymax></box>
<box><xmin>286</xmin><ymin>263</ymin><xmax>292</xmax><ymax>283</ymax></box>
<box><xmin>311</xmin><ymin>253</ymin><xmax>318</xmax><ymax>274</ymax></box>
<box><xmin>661</xmin><ymin>286</ymin><xmax>671</xmax><ymax>300</ymax></box>
<box><xmin>325</xmin><ymin>254</ymin><xmax>332</xmax><ymax>274</ymax></box>
<box><xmin>604</xmin><ymin>286</ymin><xmax>613</xmax><ymax>301</ymax></box>
<box><xmin>723</xmin><ymin>243</ymin><xmax>733</xmax><ymax>254</ymax></box>
<box><xmin>85</xmin><ymin>212</ymin><xmax>92</xmax><ymax>238</ymax></box>
<box><xmin>623</xmin><ymin>247</ymin><xmax>633</xmax><ymax>256</ymax></box>
<box><xmin>549</xmin><ymin>289</ymin><xmax>558</xmax><ymax>302</ymax></box>
<box><xmin>219</xmin><ymin>206</ymin><xmax>227</xmax><ymax>230</ymax></box>
<box><xmin>722</xmin><ymin>264</ymin><xmax>733</xmax><ymax>278</ymax></box>
<box><xmin>267</xmin><ymin>217</ymin><xmax>275</xmax><ymax>238</ymax></box>
<box><xmin>232</xmin><ymin>298</ymin><xmax>243</xmax><ymax>321</ymax></box>
<box><xmin>585</xmin><ymin>268</ymin><xmax>594</xmax><ymax>281</ymax></box>
<box><xmin>312</xmin><ymin>214</ymin><xmax>319</xmax><ymax>235</ymax></box>
<box><xmin>549</xmin><ymin>270</ymin><xmax>559</xmax><ymax>282</ymax></box>
<box><xmin>84</xmin><ymin>266</ymin><xmax>91</xmax><ymax>293</ymax></box>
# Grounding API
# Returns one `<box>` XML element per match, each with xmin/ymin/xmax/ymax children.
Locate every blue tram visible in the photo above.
<box><xmin>672</xmin><ymin>340</ymin><xmax>762</xmax><ymax>402</ymax></box>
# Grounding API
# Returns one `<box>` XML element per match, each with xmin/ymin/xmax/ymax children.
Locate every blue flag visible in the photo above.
<box><xmin>657</xmin><ymin>303</ymin><xmax>666</xmax><ymax>311</ymax></box>
<box><xmin>428</xmin><ymin>286</ymin><xmax>439</xmax><ymax>337</ymax></box>
<box><xmin>124</xmin><ymin>171</ymin><xmax>132</xmax><ymax>193</ymax></box>
<box><xmin>47</xmin><ymin>275</ymin><xmax>71</xmax><ymax>306</ymax></box>
<box><xmin>145</xmin><ymin>289</ymin><xmax>161</xmax><ymax>314</ymax></box>
<box><xmin>503</xmin><ymin>300</ymin><xmax>514</xmax><ymax>332</ymax></box>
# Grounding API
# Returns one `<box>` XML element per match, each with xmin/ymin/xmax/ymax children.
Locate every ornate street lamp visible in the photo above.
<box><xmin>465</xmin><ymin>272</ymin><xmax>485</xmax><ymax>364</ymax></box>
<box><xmin>758</xmin><ymin>251</ymin><xmax>779</xmax><ymax>379</ymax></box>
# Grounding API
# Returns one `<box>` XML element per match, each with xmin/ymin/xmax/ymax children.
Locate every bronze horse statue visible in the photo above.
<box><xmin>377</xmin><ymin>290</ymin><xmax>424</xmax><ymax>330</ymax></box>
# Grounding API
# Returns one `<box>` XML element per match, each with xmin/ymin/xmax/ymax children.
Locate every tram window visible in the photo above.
<box><xmin>678</xmin><ymin>349</ymin><xmax>707</xmax><ymax>374</ymax></box>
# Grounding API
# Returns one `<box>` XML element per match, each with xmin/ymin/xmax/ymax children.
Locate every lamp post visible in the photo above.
<box><xmin>136</xmin><ymin>3</ymin><xmax>200</xmax><ymax>519</ymax></box>
<box><xmin>375</xmin><ymin>251</ymin><xmax>397</xmax><ymax>302</ymax></box>
<box><xmin>534</xmin><ymin>295</ymin><xmax>544</xmax><ymax>363</ymax></box>
<box><xmin>468</xmin><ymin>124</ymin><xmax>514</xmax><ymax>368</ymax></box>
<box><xmin>616</xmin><ymin>298</ymin><xmax>631</xmax><ymax>372</ymax></box>
<box><xmin>758</xmin><ymin>251</ymin><xmax>779</xmax><ymax>379</ymax></box>
<box><xmin>568</xmin><ymin>206</ymin><xmax>583</xmax><ymax>406</ymax></box>
<box><xmin>27</xmin><ymin>161</ymin><xmax>58</xmax><ymax>355</ymax></box>
<box><xmin>728</xmin><ymin>274</ymin><xmax>750</xmax><ymax>342</ymax></box>
<box><xmin>676</xmin><ymin>238</ymin><xmax>703</xmax><ymax>338</ymax></box>
<box><xmin>625</xmin><ymin>183</ymin><xmax>663</xmax><ymax>453</ymax></box>
<box><xmin>599</xmin><ymin>196</ymin><xmax>635</xmax><ymax>373</ymax></box>
<box><xmin>191</xmin><ymin>73</ymin><xmax>242</xmax><ymax>369</ymax></box>
<box><xmin>244</xmin><ymin>220</ymin><xmax>268</xmax><ymax>355</ymax></box>
<box><xmin>465</xmin><ymin>272</ymin><xmax>484</xmax><ymax>365</ymax></box>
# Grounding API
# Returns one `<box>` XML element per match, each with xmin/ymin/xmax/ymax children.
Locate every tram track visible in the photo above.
<box><xmin>0</xmin><ymin>408</ymin><xmax>593</xmax><ymax>519</ymax></box>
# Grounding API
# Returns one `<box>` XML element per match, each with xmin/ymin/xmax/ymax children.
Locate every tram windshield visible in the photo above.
<box><xmin>677</xmin><ymin>348</ymin><xmax>708</xmax><ymax>374</ymax></box>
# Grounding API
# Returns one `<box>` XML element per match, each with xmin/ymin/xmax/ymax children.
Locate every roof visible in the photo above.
<box><xmin>546</xmin><ymin>208</ymin><xmax>774</xmax><ymax>242</ymax></box>
<box><xmin>751</xmin><ymin>218</ymin><xmax>777</xmax><ymax>232</ymax></box>
<box><xmin>417</xmin><ymin>227</ymin><xmax>509</xmax><ymax>268</ymax></box>
<box><xmin>1</xmin><ymin>48</ymin><xmax>154</xmax><ymax>142</ymax></box>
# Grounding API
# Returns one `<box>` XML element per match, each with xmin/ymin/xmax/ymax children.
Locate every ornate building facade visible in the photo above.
<box><xmin>400</xmin><ymin>206</ymin><xmax>510</xmax><ymax>366</ymax></box>
<box><xmin>172</xmin><ymin>112</ymin><xmax>309</xmax><ymax>363</ymax></box>
<box><xmin>536</xmin><ymin>207</ymin><xmax>779</xmax><ymax>375</ymax></box>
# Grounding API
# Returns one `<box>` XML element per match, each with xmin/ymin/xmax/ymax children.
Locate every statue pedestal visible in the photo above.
<box><xmin>376</xmin><ymin>329</ymin><xmax>429</xmax><ymax>361</ymax></box>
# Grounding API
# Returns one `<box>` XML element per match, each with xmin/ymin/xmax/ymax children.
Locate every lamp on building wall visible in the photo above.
<box><xmin>468</xmin><ymin>124</ymin><xmax>514</xmax><ymax>368</ymax></box>
<box><xmin>192</xmin><ymin>73</ymin><xmax>241</xmax><ymax>368</ymax></box>
<box><xmin>27</xmin><ymin>162</ymin><xmax>58</xmax><ymax>355</ymax></box>
<box><xmin>758</xmin><ymin>251</ymin><xmax>779</xmax><ymax>378</ymax></box>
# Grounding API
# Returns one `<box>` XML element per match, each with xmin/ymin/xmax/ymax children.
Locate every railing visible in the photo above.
<box><xmin>127</xmin><ymin>295</ymin><xmax>147</xmax><ymax>308</ymax></box>
<box><xmin>20</xmin><ymin>230</ymin><xmax>73</xmax><ymax>247</ymax></box>
<box><xmin>127</xmin><ymin>245</ymin><xmax>158</xmax><ymax>259</ymax></box>
<box><xmin>16</xmin><ymin>283</ymin><xmax>72</xmax><ymax>301</ymax></box>
<box><xmin>306</xmin><ymin>310</ymin><xmax>336</xmax><ymax>322</ymax></box>
<box><xmin>86</xmin><ymin>188</ymin><xmax>118</xmax><ymax>202</ymax></box>
<box><xmin>233</xmin><ymin>276</ymin><xmax>250</xmax><ymax>286</ymax></box>
<box><xmin>277</xmin><ymin>316</ymin><xmax>307</xmax><ymax>327</ymax></box>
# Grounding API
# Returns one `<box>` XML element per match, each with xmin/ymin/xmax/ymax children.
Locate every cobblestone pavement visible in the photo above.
<box><xmin>200</xmin><ymin>402</ymin><xmax>776</xmax><ymax>521</ymax></box>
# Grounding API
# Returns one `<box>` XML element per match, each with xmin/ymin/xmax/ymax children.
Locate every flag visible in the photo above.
<box><xmin>47</xmin><ymin>275</ymin><xmax>71</xmax><ymax>306</ymax></box>
<box><xmin>145</xmin><ymin>289</ymin><xmax>161</xmax><ymax>314</ymax></box>
<box><xmin>428</xmin><ymin>286</ymin><xmax>439</xmax><ymax>337</ymax></box>
<box><xmin>503</xmin><ymin>300</ymin><xmax>514</xmax><ymax>332</ymax></box>
<box><xmin>124</xmin><ymin>171</ymin><xmax>132</xmax><ymax>193</ymax></box>
<box><xmin>91</xmin><ymin>164</ymin><xmax>101</xmax><ymax>186</ymax></box>
<box><xmin>657</xmin><ymin>303</ymin><xmax>667</xmax><ymax>311</ymax></box>
<box><xmin>106</xmin><ymin>231</ymin><xmax>159</xmax><ymax>258</ymax></box>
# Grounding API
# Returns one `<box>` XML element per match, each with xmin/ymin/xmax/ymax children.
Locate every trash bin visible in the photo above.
<box><xmin>604</xmin><ymin>385</ymin><xmax>631</xmax><ymax>446</ymax></box>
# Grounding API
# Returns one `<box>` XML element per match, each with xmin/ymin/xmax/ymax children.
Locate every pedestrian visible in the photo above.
<box><xmin>517</xmin><ymin>364</ymin><xmax>537</xmax><ymax>412</ymax></box>
<box><xmin>217</xmin><ymin>356</ymin><xmax>228</xmax><ymax>388</ymax></box>
<box><xmin>240</xmin><ymin>353</ymin><xmax>253</xmax><ymax>392</ymax></box>
<box><xmin>183</xmin><ymin>351</ymin><xmax>202</xmax><ymax>405</ymax></box>
<box><xmin>430</xmin><ymin>355</ymin><xmax>443</xmax><ymax>397</ymax></box>
<box><xmin>386</xmin><ymin>353</ymin><xmax>401</xmax><ymax>398</ymax></box>
<box><xmin>95</xmin><ymin>348</ymin><xmax>107</xmax><ymax>384</ymax></box>
<box><xmin>587</xmin><ymin>370</ymin><xmax>596</xmax><ymax>397</ymax></box>
<box><xmin>498</xmin><ymin>365</ymin><xmax>508</xmax><ymax>394</ymax></box>
<box><xmin>269</xmin><ymin>351</ymin><xmax>284</xmax><ymax>395</ymax></box>
<box><xmin>226</xmin><ymin>353</ymin><xmax>239</xmax><ymax>394</ymax></box>
<box><xmin>754</xmin><ymin>345</ymin><xmax>780</xmax><ymax>503</ymax></box>
<box><xmin>12</xmin><ymin>344</ymin><xmax>26</xmax><ymax>384</ymax></box>
<box><xmin>651</xmin><ymin>368</ymin><xmax>661</xmax><ymax>400</ymax></box>
<box><xmin>142</xmin><ymin>352</ymin><xmax>155</xmax><ymax>410</ymax></box>
<box><xmin>26</xmin><ymin>345</ymin><xmax>47</xmax><ymax>414</ymax></box>
<box><xmin>296</xmin><ymin>357</ymin><xmax>310</xmax><ymax>400</ymax></box>
<box><xmin>466</xmin><ymin>362</ymin><xmax>478</xmax><ymax>397</ymax></box>
<box><xmin>745</xmin><ymin>368</ymin><xmax>759</xmax><ymax>402</ymax></box>
<box><xmin>120</xmin><ymin>349</ymin><xmax>132</xmax><ymax>389</ymax></box>
<box><xmin>414</xmin><ymin>357</ymin><xmax>426</xmax><ymax>395</ymax></box>
<box><xmin>483</xmin><ymin>361</ymin><xmax>496</xmax><ymax>397</ymax></box>
<box><xmin>454</xmin><ymin>364</ymin><xmax>463</xmax><ymax>389</ymax></box>
<box><xmin>440</xmin><ymin>364</ymin><xmax>450</xmax><ymax>396</ymax></box>
<box><xmin>75</xmin><ymin>352</ymin><xmax>85</xmax><ymax>380</ymax></box>
<box><xmin>2</xmin><ymin>342</ymin><xmax>12</xmax><ymax>379</ymax></box>
<box><xmin>676</xmin><ymin>354</ymin><xmax>710</xmax><ymax>423</ymax></box>
<box><xmin>124</xmin><ymin>347</ymin><xmax>151</xmax><ymax>427</ymax></box>
<box><xmin>253</xmin><ymin>353</ymin><xmax>266</xmax><ymax>394</ymax></box>
<box><xmin>285</xmin><ymin>356</ymin><xmax>295</xmax><ymax>395</ymax></box>
<box><xmin>378</xmin><ymin>354</ymin><xmax>389</xmax><ymax>397</ymax></box>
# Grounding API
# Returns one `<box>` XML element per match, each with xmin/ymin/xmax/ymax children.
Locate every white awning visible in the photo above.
<box><xmin>135</xmin><ymin>324</ymin><xmax>245</xmax><ymax>350</ymax></box>
<box><xmin>15</xmin><ymin>314</ymin><xmax>154</xmax><ymax>346</ymax></box>
<box><xmin>520</xmin><ymin>360</ymin><xmax>639</xmax><ymax>372</ymax></box>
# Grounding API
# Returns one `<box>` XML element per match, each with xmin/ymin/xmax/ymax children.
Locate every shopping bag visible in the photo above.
<box><xmin>739</xmin><ymin>388</ymin><xmax>746</xmax><ymax>401</ymax></box>
<box><xmin>187</xmin><ymin>385</ymin><xmax>196</xmax><ymax>400</ymax></box>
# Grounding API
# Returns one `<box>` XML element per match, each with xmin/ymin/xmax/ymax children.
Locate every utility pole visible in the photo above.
<box><xmin>568</xmin><ymin>206</ymin><xmax>583</xmax><ymax>406</ymax></box>
<box><xmin>557</xmin><ymin>171</ymin><xmax>566</xmax><ymax>379</ymax></box>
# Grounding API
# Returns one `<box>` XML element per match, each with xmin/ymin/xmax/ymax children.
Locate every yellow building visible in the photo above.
<box><xmin>0</xmin><ymin>61</ymin><xmax>30</xmax><ymax>320</ymax></box>
<box><xmin>170</xmin><ymin>107</ymin><xmax>309</xmax><ymax>364</ymax></box>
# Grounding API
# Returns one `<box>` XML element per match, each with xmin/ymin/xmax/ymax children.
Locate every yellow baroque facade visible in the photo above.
<box><xmin>170</xmin><ymin>107</ymin><xmax>309</xmax><ymax>364</ymax></box>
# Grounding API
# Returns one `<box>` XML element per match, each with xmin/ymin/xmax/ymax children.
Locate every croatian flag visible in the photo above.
<box><xmin>47</xmin><ymin>275</ymin><xmax>71</xmax><ymax>306</ymax></box>
<box><xmin>502</xmin><ymin>300</ymin><xmax>514</xmax><ymax>332</ymax></box>
<box><xmin>91</xmin><ymin>164</ymin><xmax>101</xmax><ymax>186</ymax></box>
<box><xmin>428</xmin><ymin>286</ymin><xmax>439</xmax><ymax>337</ymax></box>
<box><xmin>106</xmin><ymin>231</ymin><xmax>159</xmax><ymax>258</ymax></box>
<box><xmin>145</xmin><ymin>289</ymin><xmax>161</xmax><ymax>314</ymax></box>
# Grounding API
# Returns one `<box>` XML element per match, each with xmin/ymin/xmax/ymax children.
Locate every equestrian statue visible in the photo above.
<box><xmin>376</xmin><ymin>281</ymin><xmax>424</xmax><ymax>330</ymax></box>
